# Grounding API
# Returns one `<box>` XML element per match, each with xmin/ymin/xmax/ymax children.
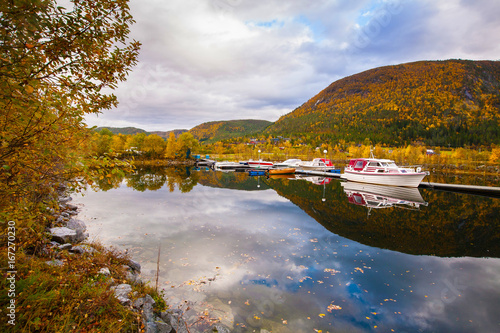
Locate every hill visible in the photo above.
<box><xmin>94</xmin><ymin>127</ymin><xmax>188</xmax><ymax>139</ymax></box>
<box><xmin>150</xmin><ymin>129</ymin><xmax>188</xmax><ymax>139</ymax></box>
<box><xmin>95</xmin><ymin>126</ymin><xmax>148</xmax><ymax>135</ymax></box>
<box><xmin>266</xmin><ymin>60</ymin><xmax>500</xmax><ymax>146</ymax></box>
<box><xmin>189</xmin><ymin>119</ymin><xmax>272</xmax><ymax>142</ymax></box>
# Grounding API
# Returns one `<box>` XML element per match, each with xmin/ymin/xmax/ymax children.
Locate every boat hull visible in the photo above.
<box><xmin>268</xmin><ymin>168</ymin><xmax>295</xmax><ymax>175</ymax></box>
<box><xmin>247</xmin><ymin>162</ymin><xmax>273</xmax><ymax>169</ymax></box>
<box><xmin>341</xmin><ymin>170</ymin><xmax>427</xmax><ymax>187</ymax></box>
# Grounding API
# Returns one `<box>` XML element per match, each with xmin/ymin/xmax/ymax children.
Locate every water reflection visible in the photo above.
<box><xmin>75</xmin><ymin>167</ymin><xmax>500</xmax><ymax>332</ymax></box>
<box><xmin>341</xmin><ymin>182</ymin><xmax>428</xmax><ymax>217</ymax></box>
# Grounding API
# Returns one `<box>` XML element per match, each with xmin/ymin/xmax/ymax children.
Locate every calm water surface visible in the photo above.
<box><xmin>74</xmin><ymin>168</ymin><xmax>500</xmax><ymax>333</ymax></box>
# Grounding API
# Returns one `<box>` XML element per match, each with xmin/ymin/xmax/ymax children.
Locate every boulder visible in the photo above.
<box><xmin>66</xmin><ymin>218</ymin><xmax>87</xmax><ymax>233</ymax></box>
<box><xmin>70</xmin><ymin>244</ymin><xmax>95</xmax><ymax>254</ymax></box>
<box><xmin>111</xmin><ymin>284</ymin><xmax>133</xmax><ymax>305</ymax></box>
<box><xmin>127</xmin><ymin>259</ymin><xmax>141</xmax><ymax>273</ymax></box>
<box><xmin>49</xmin><ymin>227</ymin><xmax>79</xmax><ymax>244</ymax></box>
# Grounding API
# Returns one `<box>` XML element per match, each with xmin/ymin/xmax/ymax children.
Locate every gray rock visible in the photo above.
<box><xmin>66</xmin><ymin>219</ymin><xmax>87</xmax><ymax>233</ymax></box>
<box><xmin>58</xmin><ymin>243</ymin><xmax>73</xmax><ymax>251</ymax></box>
<box><xmin>49</xmin><ymin>227</ymin><xmax>78</xmax><ymax>244</ymax></box>
<box><xmin>99</xmin><ymin>267</ymin><xmax>111</xmax><ymax>276</ymax></box>
<box><xmin>156</xmin><ymin>320</ymin><xmax>173</xmax><ymax>333</ymax></box>
<box><xmin>205</xmin><ymin>324</ymin><xmax>231</xmax><ymax>333</ymax></box>
<box><xmin>70</xmin><ymin>244</ymin><xmax>95</xmax><ymax>254</ymax></box>
<box><xmin>142</xmin><ymin>294</ymin><xmax>156</xmax><ymax>323</ymax></box>
<box><xmin>127</xmin><ymin>259</ymin><xmax>141</xmax><ymax>273</ymax></box>
<box><xmin>64</xmin><ymin>203</ymin><xmax>78</xmax><ymax>211</ymax></box>
<box><xmin>111</xmin><ymin>284</ymin><xmax>132</xmax><ymax>305</ymax></box>
<box><xmin>45</xmin><ymin>259</ymin><xmax>64</xmax><ymax>267</ymax></box>
<box><xmin>59</xmin><ymin>196</ymin><xmax>72</xmax><ymax>203</ymax></box>
<box><xmin>126</xmin><ymin>271</ymin><xmax>142</xmax><ymax>285</ymax></box>
<box><xmin>145</xmin><ymin>321</ymin><xmax>157</xmax><ymax>333</ymax></box>
<box><xmin>162</xmin><ymin>311</ymin><xmax>189</xmax><ymax>333</ymax></box>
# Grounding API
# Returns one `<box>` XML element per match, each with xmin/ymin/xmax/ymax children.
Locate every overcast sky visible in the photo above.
<box><xmin>85</xmin><ymin>0</ymin><xmax>500</xmax><ymax>131</ymax></box>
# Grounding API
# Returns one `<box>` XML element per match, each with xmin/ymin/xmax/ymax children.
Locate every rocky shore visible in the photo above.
<box><xmin>46</xmin><ymin>187</ymin><xmax>231</xmax><ymax>333</ymax></box>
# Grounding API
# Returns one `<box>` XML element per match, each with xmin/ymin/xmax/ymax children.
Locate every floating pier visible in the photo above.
<box><xmin>418</xmin><ymin>182</ymin><xmax>500</xmax><ymax>198</ymax></box>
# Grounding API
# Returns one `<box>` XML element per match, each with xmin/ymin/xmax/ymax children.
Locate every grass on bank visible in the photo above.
<box><xmin>0</xmin><ymin>239</ymin><xmax>166</xmax><ymax>333</ymax></box>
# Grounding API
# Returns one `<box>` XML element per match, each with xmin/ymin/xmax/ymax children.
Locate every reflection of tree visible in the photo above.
<box><xmin>164</xmin><ymin>167</ymin><xmax>199</xmax><ymax>193</ymax></box>
<box><xmin>89</xmin><ymin>166</ymin><xmax>199</xmax><ymax>193</ymax></box>
<box><xmin>263</xmin><ymin>177</ymin><xmax>500</xmax><ymax>258</ymax></box>
<box><xmin>126</xmin><ymin>170</ymin><xmax>167</xmax><ymax>192</ymax></box>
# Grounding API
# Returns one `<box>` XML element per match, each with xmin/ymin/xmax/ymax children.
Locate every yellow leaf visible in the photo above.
<box><xmin>25</xmin><ymin>85</ymin><xmax>34</xmax><ymax>94</ymax></box>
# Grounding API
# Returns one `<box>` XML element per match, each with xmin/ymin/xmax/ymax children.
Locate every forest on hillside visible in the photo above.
<box><xmin>267</xmin><ymin>60</ymin><xmax>500</xmax><ymax>146</ymax></box>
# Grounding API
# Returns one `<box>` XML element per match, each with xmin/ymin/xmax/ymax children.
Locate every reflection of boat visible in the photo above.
<box><xmin>341</xmin><ymin>182</ymin><xmax>428</xmax><ymax>211</ymax></box>
<box><xmin>298</xmin><ymin>158</ymin><xmax>336</xmax><ymax>171</ymax></box>
<box><xmin>248</xmin><ymin>169</ymin><xmax>266</xmax><ymax>176</ymax></box>
<box><xmin>296</xmin><ymin>176</ymin><xmax>331</xmax><ymax>185</ymax></box>
<box><xmin>341</xmin><ymin>157</ymin><xmax>429</xmax><ymax>187</ymax></box>
<box><xmin>247</xmin><ymin>159</ymin><xmax>274</xmax><ymax>169</ymax></box>
<box><xmin>268</xmin><ymin>168</ymin><xmax>295</xmax><ymax>175</ymax></box>
<box><xmin>268</xmin><ymin>174</ymin><xmax>296</xmax><ymax>179</ymax></box>
<box><xmin>214</xmin><ymin>161</ymin><xmax>247</xmax><ymax>170</ymax></box>
<box><xmin>273</xmin><ymin>159</ymin><xmax>302</xmax><ymax>168</ymax></box>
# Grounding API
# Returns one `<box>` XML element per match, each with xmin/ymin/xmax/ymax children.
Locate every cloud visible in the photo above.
<box><xmin>85</xmin><ymin>0</ymin><xmax>500</xmax><ymax>131</ymax></box>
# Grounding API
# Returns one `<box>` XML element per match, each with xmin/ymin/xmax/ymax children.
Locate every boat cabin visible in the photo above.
<box><xmin>314</xmin><ymin>158</ymin><xmax>333</xmax><ymax>167</ymax></box>
<box><xmin>347</xmin><ymin>158</ymin><xmax>400</xmax><ymax>173</ymax></box>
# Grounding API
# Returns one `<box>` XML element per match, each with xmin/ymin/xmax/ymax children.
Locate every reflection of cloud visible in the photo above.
<box><xmin>74</xmin><ymin>176</ymin><xmax>500</xmax><ymax>332</ymax></box>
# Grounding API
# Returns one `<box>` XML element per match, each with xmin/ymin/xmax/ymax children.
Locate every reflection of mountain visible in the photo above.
<box><xmin>197</xmin><ymin>170</ymin><xmax>270</xmax><ymax>191</ymax></box>
<box><xmin>263</xmin><ymin>177</ymin><xmax>500</xmax><ymax>258</ymax></box>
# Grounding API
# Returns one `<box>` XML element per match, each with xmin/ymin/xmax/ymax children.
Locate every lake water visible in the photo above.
<box><xmin>74</xmin><ymin>167</ymin><xmax>500</xmax><ymax>332</ymax></box>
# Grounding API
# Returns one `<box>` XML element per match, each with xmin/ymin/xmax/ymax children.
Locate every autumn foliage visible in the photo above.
<box><xmin>268</xmin><ymin>60</ymin><xmax>500</xmax><ymax>146</ymax></box>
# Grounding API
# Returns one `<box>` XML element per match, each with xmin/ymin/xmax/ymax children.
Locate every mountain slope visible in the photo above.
<box><xmin>267</xmin><ymin>60</ymin><xmax>500</xmax><ymax>146</ymax></box>
<box><xmin>189</xmin><ymin>119</ymin><xmax>272</xmax><ymax>142</ymax></box>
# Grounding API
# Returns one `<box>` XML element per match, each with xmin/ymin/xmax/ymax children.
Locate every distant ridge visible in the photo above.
<box><xmin>94</xmin><ymin>127</ymin><xmax>188</xmax><ymax>139</ymax></box>
<box><xmin>95</xmin><ymin>126</ymin><xmax>148</xmax><ymax>135</ymax></box>
<box><xmin>189</xmin><ymin>119</ymin><xmax>272</xmax><ymax>142</ymax></box>
<box><xmin>266</xmin><ymin>59</ymin><xmax>500</xmax><ymax>146</ymax></box>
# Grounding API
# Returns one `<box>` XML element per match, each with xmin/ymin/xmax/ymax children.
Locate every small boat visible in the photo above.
<box><xmin>248</xmin><ymin>169</ymin><xmax>266</xmax><ymax>176</ymax></box>
<box><xmin>298</xmin><ymin>158</ymin><xmax>336</xmax><ymax>171</ymax></box>
<box><xmin>214</xmin><ymin>161</ymin><xmax>245</xmax><ymax>170</ymax></box>
<box><xmin>273</xmin><ymin>159</ymin><xmax>302</xmax><ymax>168</ymax></box>
<box><xmin>268</xmin><ymin>168</ymin><xmax>295</xmax><ymax>175</ymax></box>
<box><xmin>247</xmin><ymin>159</ymin><xmax>274</xmax><ymax>169</ymax></box>
<box><xmin>341</xmin><ymin>157</ymin><xmax>429</xmax><ymax>188</ymax></box>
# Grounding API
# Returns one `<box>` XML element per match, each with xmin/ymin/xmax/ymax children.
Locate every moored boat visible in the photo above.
<box><xmin>248</xmin><ymin>169</ymin><xmax>266</xmax><ymax>176</ymax></box>
<box><xmin>298</xmin><ymin>158</ymin><xmax>336</xmax><ymax>171</ymax></box>
<box><xmin>273</xmin><ymin>159</ymin><xmax>302</xmax><ymax>168</ymax></box>
<box><xmin>247</xmin><ymin>159</ymin><xmax>274</xmax><ymax>169</ymax></box>
<box><xmin>341</xmin><ymin>158</ymin><xmax>429</xmax><ymax>188</ymax></box>
<box><xmin>214</xmin><ymin>161</ymin><xmax>248</xmax><ymax>170</ymax></box>
<box><xmin>268</xmin><ymin>168</ymin><xmax>296</xmax><ymax>175</ymax></box>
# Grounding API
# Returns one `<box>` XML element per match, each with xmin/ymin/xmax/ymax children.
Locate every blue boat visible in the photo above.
<box><xmin>248</xmin><ymin>169</ymin><xmax>266</xmax><ymax>176</ymax></box>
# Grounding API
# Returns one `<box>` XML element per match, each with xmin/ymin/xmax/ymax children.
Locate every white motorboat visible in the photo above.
<box><xmin>214</xmin><ymin>161</ymin><xmax>247</xmax><ymax>170</ymax></box>
<box><xmin>341</xmin><ymin>157</ymin><xmax>429</xmax><ymax>188</ymax></box>
<box><xmin>298</xmin><ymin>158</ymin><xmax>336</xmax><ymax>171</ymax></box>
<box><xmin>247</xmin><ymin>159</ymin><xmax>274</xmax><ymax>169</ymax></box>
<box><xmin>273</xmin><ymin>159</ymin><xmax>302</xmax><ymax>168</ymax></box>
